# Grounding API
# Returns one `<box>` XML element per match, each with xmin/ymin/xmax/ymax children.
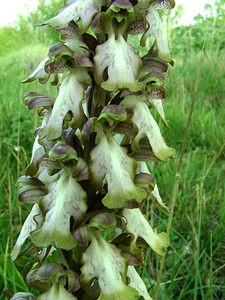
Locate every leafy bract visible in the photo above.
<box><xmin>121</xmin><ymin>95</ymin><xmax>175</xmax><ymax>161</ymax></box>
<box><xmin>31</xmin><ymin>169</ymin><xmax>87</xmax><ymax>250</ymax></box>
<box><xmin>90</xmin><ymin>133</ymin><xmax>146</xmax><ymax>208</ymax></box>
<box><xmin>141</xmin><ymin>7</ymin><xmax>171</xmax><ymax>62</ymax></box>
<box><xmin>94</xmin><ymin>34</ymin><xmax>142</xmax><ymax>92</ymax></box>
<box><xmin>11</xmin><ymin>204</ymin><xmax>43</xmax><ymax>261</ymax></box>
<box><xmin>37</xmin><ymin>283</ymin><xmax>77</xmax><ymax>300</ymax></box>
<box><xmin>122</xmin><ymin>208</ymin><xmax>169</xmax><ymax>255</ymax></box>
<box><xmin>41</xmin><ymin>0</ymin><xmax>101</xmax><ymax>32</ymax></box>
<box><xmin>40</xmin><ymin>70</ymin><xmax>90</xmax><ymax>140</ymax></box>
<box><xmin>127</xmin><ymin>266</ymin><xmax>152</xmax><ymax>300</ymax></box>
<box><xmin>81</xmin><ymin>234</ymin><xmax>138</xmax><ymax>300</ymax></box>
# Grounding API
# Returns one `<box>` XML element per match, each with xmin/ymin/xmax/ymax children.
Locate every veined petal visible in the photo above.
<box><xmin>31</xmin><ymin>169</ymin><xmax>87</xmax><ymax>250</ymax></box>
<box><xmin>141</xmin><ymin>7</ymin><xmax>171</xmax><ymax>62</ymax></box>
<box><xmin>121</xmin><ymin>96</ymin><xmax>175</xmax><ymax>161</ymax></box>
<box><xmin>40</xmin><ymin>70</ymin><xmax>90</xmax><ymax>140</ymax></box>
<box><xmin>90</xmin><ymin>133</ymin><xmax>146</xmax><ymax>208</ymax></box>
<box><xmin>41</xmin><ymin>0</ymin><xmax>101</xmax><ymax>32</ymax></box>
<box><xmin>11</xmin><ymin>204</ymin><xmax>43</xmax><ymax>261</ymax></box>
<box><xmin>128</xmin><ymin>266</ymin><xmax>152</xmax><ymax>300</ymax></box>
<box><xmin>81</xmin><ymin>234</ymin><xmax>138</xmax><ymax>300</ymax></box>
<box><xmin>123</xmin><ymin>208</ymin><xmax>169</xmax><ymax>255</ymax></box>
<box><xmin>94</xmin><ymin>34</ymin><xmax>142</xmax><ymax>92</ymax></box>
<box><xmin>37</xmin><ymin>282</ymin><xmax>77</xmax><ymax>300</ymax></box>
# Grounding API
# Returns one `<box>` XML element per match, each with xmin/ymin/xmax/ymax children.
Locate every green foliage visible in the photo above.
<box><xmin>0</xmin><ymin>0</ymin><xmax>62</xmax><ymax>57</ymax></box>
<box><xmin>171</xmin><ymin>0</ymin><xmax>225</xmax><ymax>54</ymax></box>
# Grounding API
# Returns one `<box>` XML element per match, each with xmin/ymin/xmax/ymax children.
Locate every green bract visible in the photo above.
<box><xmin>11</xmin><ymin>0</ymin><xmax>176</xmax><ymax>299</ymax></box>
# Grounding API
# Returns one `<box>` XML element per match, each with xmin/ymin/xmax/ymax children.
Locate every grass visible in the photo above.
<box><xmin>0</xmin><ymin>41</ymin><xmax>224</xmax><ymax>299</ymax></box>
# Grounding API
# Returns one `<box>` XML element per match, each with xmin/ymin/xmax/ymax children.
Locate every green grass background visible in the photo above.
<box><xmin>0</xmin><ymin>1</ymin><xmax>225</xmax><ymax>299</ymax></box>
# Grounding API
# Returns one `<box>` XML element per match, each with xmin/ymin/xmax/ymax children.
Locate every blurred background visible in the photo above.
<box><xmin>0</xmin><ymin>0</ymin><xmax>224</xmax><ymax>299</ymax></box>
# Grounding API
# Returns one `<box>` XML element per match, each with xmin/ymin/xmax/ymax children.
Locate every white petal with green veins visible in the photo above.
<box><xmin>31</xmin><ymin>169</ymin><xmax>87</xmax><ymax>250</ymax></box>
<box><xmin>90</xmin><ymin>133</ymin><xmax>146</xmax><ymax>208</ymax></box>
<box><xmin>122</xmin><ymin>208</ymin><xmax>169</xmax><ymax>255</ymax></box>
<box><xmin>94</xmin><ymin>34</ymin><xmax>142</xmax><ymax>92</ymax></box>
<box><xmin>81</xmin><ymin>234</ymin><xmax>138</xmax><ymax>300</ymax></box>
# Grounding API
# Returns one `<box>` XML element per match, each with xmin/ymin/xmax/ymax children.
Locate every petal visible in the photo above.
<box><xmin>90</xmin><ymin>133</ymin><xmax>146</xmax><ymax>208</ymax></box>
<box><xmin>11</xmin><ymin>204</ymin><xmax>43</xmax><ymax>261</ymax></box>
<box><xmin>40</xmin><ymin>70</ymin><xmax>90</xmax><ymax>140</ymax></box>
<box><xmin>22</xmin><ymin>58</ymin><xmax>49</xmax><ymax>83</ymax></box>
<box><xmin>41</xmin><ymin>0</ymin><xmax>101</xmax><ymax>32</ymax></box>
<box><xmin>81</xmin><ymin>234</ymin><xmax>138</xmax><ymax>300</ymax></box>
<box><xmin>122</xmin><ymin>208</ymin><xmax>169</xmax><ymax>255</ymax></box>
<box><xmin>127</xmin><ymin>266</ymin><xmax>152</xmax><ymax>300</ymax></box>
<box><xmin>121</xmin><ymin>96</ymin><xmax>175</xmax><ymax>161</ymax></box>
<box><xmin>141</xmin><ymin>7</ymin><xmax>171</xmax><ymax>62</ymax></box>
<box><xmin>94</xmin><ymin>34</ymin><xmax>142</xmax><ymax>92</ymax></box>
<box><xmin>31</xmin><ymin>170</ymin><xmax>87</xmax><ymax>250</ymax></box>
